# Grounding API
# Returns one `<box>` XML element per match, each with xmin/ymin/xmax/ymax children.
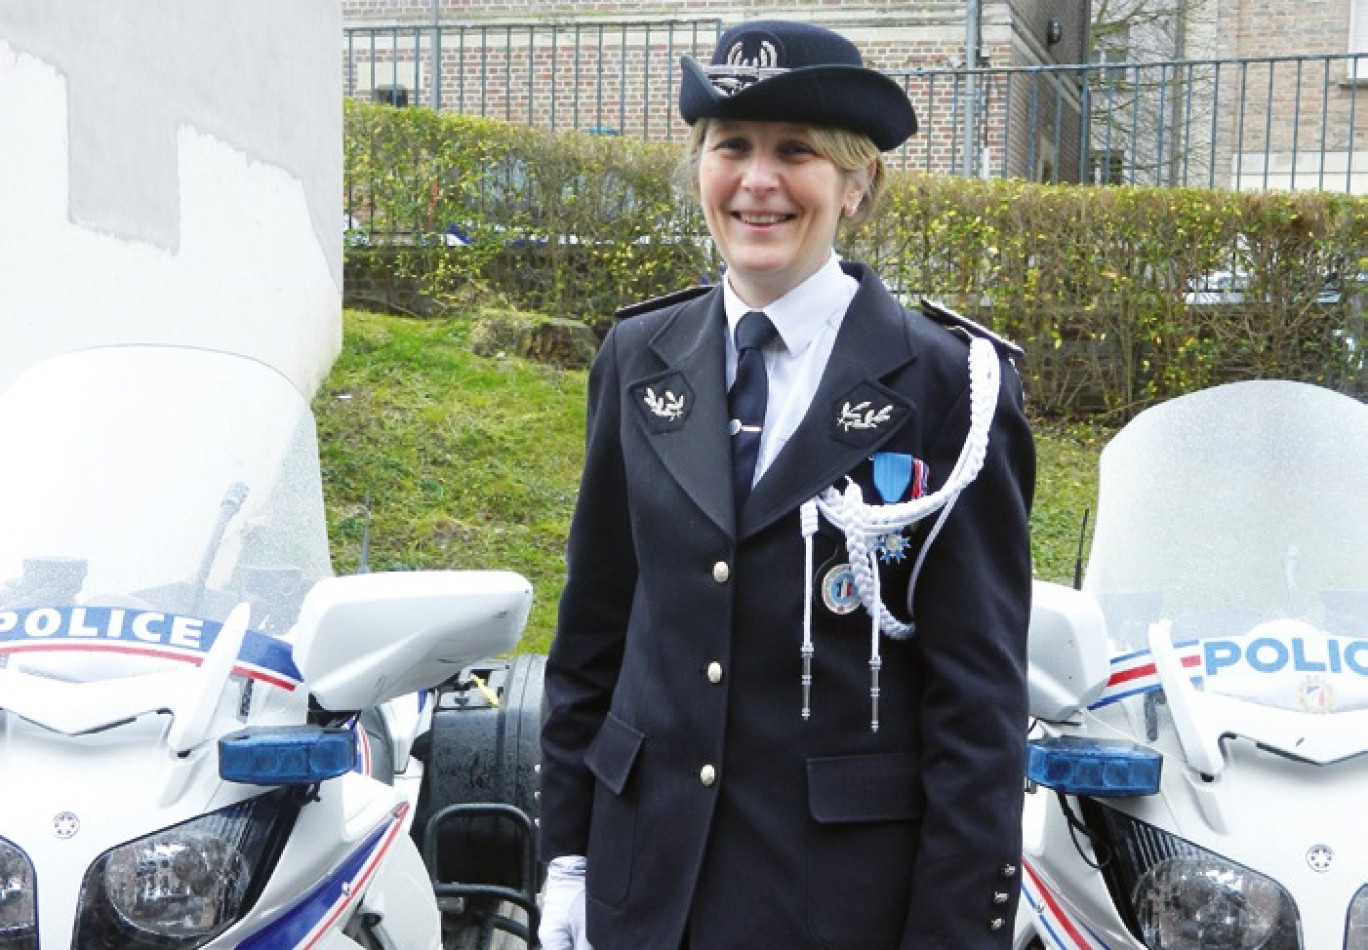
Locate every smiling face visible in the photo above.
<box><xmin>695</xmin><ymin>120</ymin><xmax>871</xmax><ymax>308</ymax></box>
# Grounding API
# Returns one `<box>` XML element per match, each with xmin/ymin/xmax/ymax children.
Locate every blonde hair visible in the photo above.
<box><xmin>681</xmin><ymin>119</ymin><xmax>887</xmax><ymax>227</ymax></box>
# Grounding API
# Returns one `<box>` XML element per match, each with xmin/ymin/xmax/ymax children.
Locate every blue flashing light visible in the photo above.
<box><xmin>1026</xmin><ymin>736</ymin><xmax>1162</xmax><ymax>797</ymax></box>
<box><xmin>219</xmin><ymin>726</ymin><xmax>355</xmax><ymax>786</ymax></box>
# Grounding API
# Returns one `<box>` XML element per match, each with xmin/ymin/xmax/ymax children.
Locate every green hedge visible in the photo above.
<box><xmin>853</xmin><ymin>180</ymin><xmax>1368</xmax><ymax>415</ymax></box>
<box><xmin>345</xmin><ymin>101</ymin><xmax>1368</xmax><ymax>419</ymax></box>
<box><xmin>345</xmin><ymin>101</ymin><xmax>716</xmax><ymax>321</ymax></box>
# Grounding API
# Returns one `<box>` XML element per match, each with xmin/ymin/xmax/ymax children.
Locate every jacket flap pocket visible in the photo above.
<box><xmin>807</xmin><ymin>752</ymin><xmax>925</xmax><ymax>824</ymax></box>
<box><xmin>584</xmin><ymin>713</ymin><xmax>644</xmax><ymax>797</ymax></box>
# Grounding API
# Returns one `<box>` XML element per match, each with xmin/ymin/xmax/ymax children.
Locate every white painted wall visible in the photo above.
<box><xmin>0</xmin><ymin>1</ymin><xmax>342</xmax><ymax>397</ymax></box>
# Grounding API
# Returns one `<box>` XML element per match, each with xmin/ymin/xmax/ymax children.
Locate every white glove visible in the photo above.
<box><xmin>539</xmin><ymin>855</ymin><xmax>594</xmax><ymax>950</ymax></box>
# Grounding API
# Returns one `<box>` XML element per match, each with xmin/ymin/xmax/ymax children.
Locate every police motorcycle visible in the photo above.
<box><xmin>1016</xmin><ymin>379</ymin><xmax>1368</xmax><ymax>950</ymax></box>
<box><xmin>0</xmin><ymin>344</ymin><xmax>533</xmax><ymax>949</ymax></box>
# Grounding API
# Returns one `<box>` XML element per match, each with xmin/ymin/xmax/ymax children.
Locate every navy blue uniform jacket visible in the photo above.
<box><xmin>540</xmin><ymin>262</ymin><xmax>1035</xmax><ymax>949</ymax></box>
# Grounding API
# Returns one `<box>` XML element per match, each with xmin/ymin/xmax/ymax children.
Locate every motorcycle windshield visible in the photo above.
<box><xmin>0</xmin><ymin>346</ymin><xmax>332</xmax><ymax>668</ymax></box>
<box><xmin>1084</xmin><ymin>380</ymin><xmax>1368</xmax><ymax>716</ymax></box>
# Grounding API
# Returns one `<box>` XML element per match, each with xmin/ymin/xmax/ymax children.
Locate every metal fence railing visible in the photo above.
<box><xmin>345</xmin><ymin>20</ymin><xmax>722</xmax><ymax>141</ymax></box>
<box><xmin>345</xmin><ymin>21</ymin><xmax>1368</xmax><ymax>194</ymax></box>
<box><xmin>894</xmin><ymin>53</ymin><xmax>1367</xmax><ymax>193</ymax></box>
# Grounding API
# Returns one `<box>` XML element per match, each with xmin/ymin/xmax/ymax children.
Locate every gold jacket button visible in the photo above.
<box><xmin>699</xmin><ymin>764</ymin><xmax>717</xmax><ymax>787</ymax></box>
<box><xmin>706</xmin><ymin>661</ymin><xmax>724</xmax><ymax>684</ymax></box>
<box><xmin>712</xmin><ymin>561</ymin><xmax>730</xmax><ymax>583</ymax></box>
<box><xmin>999</xmin><ymin>863</ymin><xmax>1018</xmax><ymax>878</ymax></box>
<box><xmin>989</xmin><ymin>917</ymin><xmax>1005</xmax><ymax>931</ymax></box>
<box><xmin>993</xmin><ymin>890</ymin><xmax>1010</xmax><ymax>904</ymax></box>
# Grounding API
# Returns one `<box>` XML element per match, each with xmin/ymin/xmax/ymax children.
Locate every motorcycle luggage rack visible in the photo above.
<box><xmin>423</xmin><ymin>801</ymin><xmax>541</xmax><ymax>948</ymax></box>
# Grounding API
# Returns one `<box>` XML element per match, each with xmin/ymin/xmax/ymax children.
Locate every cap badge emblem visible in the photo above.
<box><xmin>707</xmin><ymin>35</ymin><xmax>786</xmax><ymax>95</ymax></box>
<box><xmin>726</xmin><ymin>37</ymin><xmax>777</xmax><ymax>70</ymax></box>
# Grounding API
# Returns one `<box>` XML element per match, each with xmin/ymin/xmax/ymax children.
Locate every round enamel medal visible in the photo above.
<box><xmin>820</xmin><ymin>563</ymin><xmax>861</xmax><ymax>616</ymax></box>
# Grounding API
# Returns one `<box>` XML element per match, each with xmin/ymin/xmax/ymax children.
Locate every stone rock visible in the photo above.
<box><xmin>469</xmin><ymin>310</ymin><xmax>598</xmax><ymax>368</ymax></box>
<box><xmin>522</xmin><ymin>317</ymin><xmax>598</xmax><ymax>368</ymax></box>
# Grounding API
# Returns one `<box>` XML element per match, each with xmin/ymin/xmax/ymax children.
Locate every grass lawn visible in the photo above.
<box><xmin>315</xmin><ymin>308</ymin><xmax>1105</xmax><ymax>655</ymax></box>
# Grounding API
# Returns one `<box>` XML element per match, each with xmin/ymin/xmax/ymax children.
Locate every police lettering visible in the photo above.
<box><xmin>0</xmin><ymin>607</ymin><xmax>207</xmax><ymax>651</ymax></box>
<box><xmin>1204</xmin><ymin>636</ymin><xmax>1368</xmax><ymax>677</ymax></box>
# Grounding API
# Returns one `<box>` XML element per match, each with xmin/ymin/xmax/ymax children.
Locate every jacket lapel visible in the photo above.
<box><xmin>741</xmin><ymin>266</ymin><xmax>920</xmax><ymax>538</ymax></box>
<box><xmin>626</xmin><ymin>289</ymin><xmax>734</xmax><ymax>536</ymax></box>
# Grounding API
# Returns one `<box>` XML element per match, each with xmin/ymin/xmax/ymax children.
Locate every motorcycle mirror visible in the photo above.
<box><xmin>1028</xmin><ymin>580</ymin><xmax>1110</xmax><ymax>722</ymax></box>
<box><xmin>293</xmin><ymin>570</ymin><xmax>532</xmax><ymax>712</ymax></box>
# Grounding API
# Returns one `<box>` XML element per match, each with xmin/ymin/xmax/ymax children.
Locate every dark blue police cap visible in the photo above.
<box><xmin>679</xmin><ymin>20</ymin><xmax>918</xmax><ymax>151</ymax></box>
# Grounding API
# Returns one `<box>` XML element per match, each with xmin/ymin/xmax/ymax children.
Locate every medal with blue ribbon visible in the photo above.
<box><xmin>872</xmin><ymin>452</ymin><xmax>922</xmax><ymax>563</ymax></box>
<box><xmin>872</xmin><ymin>452</ymin><xmax>913</xmax><ymax>504</ymax></box>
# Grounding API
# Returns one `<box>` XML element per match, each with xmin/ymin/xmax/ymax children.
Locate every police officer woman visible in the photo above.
<box><xmin>539</xmin><ymin>19</ymin><xmax>1035</xmax><ymax>950</ymax></box>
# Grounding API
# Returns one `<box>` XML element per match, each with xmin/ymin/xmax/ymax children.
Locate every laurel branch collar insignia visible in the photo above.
<box><xmin>631</xmin><ymin>371</ymin><xmax>694</xmax><ymax>433</ymax></box>
<box><xmin>829</xmin><ymin>381</ymin><xmax>911</xmax><ymax>448</ymax></box>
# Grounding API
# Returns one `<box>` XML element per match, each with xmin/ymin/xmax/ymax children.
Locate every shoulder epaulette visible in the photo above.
<box><xmin>918</xmin><ymin>298</ymin><xmax>1024</xmax><ymax>359</ymax></box>
<box><xmin>614</xmin><ymin>285</ymin><xmax>713</xmax><ymax>320</ymax></box>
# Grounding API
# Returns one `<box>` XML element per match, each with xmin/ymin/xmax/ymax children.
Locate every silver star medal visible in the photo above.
<box><xmin>876</xmin><ymin>531</ymin><xmax>911</xmax><ymax>564</ymax></box>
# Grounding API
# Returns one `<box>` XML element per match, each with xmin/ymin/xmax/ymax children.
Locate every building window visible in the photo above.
<box><xmin>1092</xmin><ymin>24</ymin><xmax>1130</xmax><ymax>65</ymax></box>
<box><xmin>372</xmin><ymin>85</ymin><xmax>410</xmax><ymax>107</ymax></box>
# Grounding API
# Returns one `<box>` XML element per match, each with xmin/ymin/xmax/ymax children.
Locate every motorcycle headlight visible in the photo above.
<box><xmin>74</xmin><ymin>791</ymin><xmax>295</xmax><ymax>950</ymax></box>
<box><xmin>0</xmin><ymin>837</ymin><xmax>36</xmax><ymax>950</ymax></box>
<box><xmin>1087</xmin><ymin>803</ymin><xmax>1301</xmax><ymax>950</ymax></box>
<box><xmin>1346</xmin><ymin>885</ymin><xmax>1368</xmax><ymax>949</ymax></box>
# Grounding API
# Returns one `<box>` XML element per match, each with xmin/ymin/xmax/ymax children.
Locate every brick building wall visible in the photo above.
<box><xmin>345</xmin><ymin>1</ymin><xmax>980</xmax><ymax>28</ymax></box>
<box><xmin>1198</xmin><ymin>0</ymin><xmax>1366</xmax><ymax>189</ymax></box>
<box><xmin>343</xmin><ymin>0</ymin><xmax>1092</xmax><ymax>180</ymax></box>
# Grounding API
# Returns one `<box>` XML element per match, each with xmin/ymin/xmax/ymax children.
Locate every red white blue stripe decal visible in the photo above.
<box><xmin>1021</xmin><ymin>859</ymin><xmax>1116</xmax><ymax>950</ymax></box>
<box><xmin>0</xmin><ymin>606</ymin><xmax>302</xmax><ymax>690</ymax></box>
<box><xmin>237</xmin><ymin>803</ymin><xmax>410</xmax><ymax>950</ymax></box>
<box><xmin>353</xmin><ymin>721</ymin><xmax>373</xmax><ymax>777</ymax></box>
<box><xmin>1088</xmin><ymin>642</ymin><xmax>1203</xmax><ymax>708</ymax></box>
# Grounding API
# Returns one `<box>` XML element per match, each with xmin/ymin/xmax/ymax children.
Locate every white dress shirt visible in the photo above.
<box><xmin>723</xmin><ymin>253</ymin><xmax>859</xmax><ymax>486</ymax></box>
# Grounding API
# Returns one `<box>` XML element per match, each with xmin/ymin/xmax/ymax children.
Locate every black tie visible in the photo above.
<box><xmin>728</xmin><ymin>310</ymin><xmax>777</xmax><ymax>511</ymax></box>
